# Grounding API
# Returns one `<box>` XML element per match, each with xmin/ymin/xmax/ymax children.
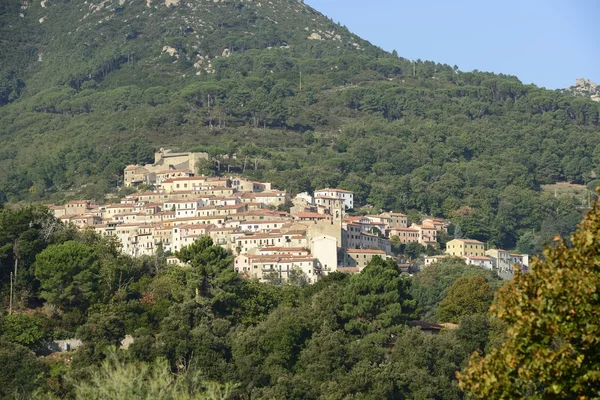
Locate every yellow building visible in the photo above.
<box><xmin>445</xmin><ymin>238</ymin><xmax>485</xmax><ymax>257</ymax></box>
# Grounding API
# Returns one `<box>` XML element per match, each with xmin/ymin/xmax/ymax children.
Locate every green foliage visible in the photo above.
<box><xmin>35</xmin><ymin>241</ymin><xmax>100</xmax><ymax>310</ymax></box>
<box><xmin>71</xmin><ymin>348</ymin><xmax>237</xmax><ymax>400</ymax></box>
<box><xmin>340</xmin><ymin>256</ymin><xmax>416</xmax><ymax>335</ymax></box>
<box><xmin>0</xmin><ymin>205</ymin><xmax>69</xmax><ymax>304</ymax></box>
<box><xmin>436</xmin><ymin>276</ymin><xmax>495</xmax><ymax>323</ymax></box>
<box><xmin>459</xmin><ymin>190</ymin><xmax>600</xmax><ymax>398</ymax></box>
<box><xmin>0</xmin><ymin>0</ymin><xmax>593</xmax><ymax>251</ymax></box>
<box><xmin>0</xmin><ymin>338</ymin><xmax>47</xmax><ymax>399</ymax></box>
<box><xmin>0</xmin><ymin>312</ymin><xmax>49</xmax><ymax>350</ymax></box>
<box><xmin>411</xmin><ymin>258</ymin><xmax>502</xmax><ymax>321</ymax></box>
<box><xmin>0</xmin><ymin>214</ymin><xmax>567</xmax><ymax>399</ymax></box>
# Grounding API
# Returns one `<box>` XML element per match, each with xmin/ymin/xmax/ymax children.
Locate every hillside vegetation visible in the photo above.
<box><xmin>1</xmin><ymin>0</ymin><xmax>600</xmax><ymax>249</ymax></box>
<box><xmin>0</xmin><ymin>205</ymin><xmax>503</xmax><ymax>399</ymax></box>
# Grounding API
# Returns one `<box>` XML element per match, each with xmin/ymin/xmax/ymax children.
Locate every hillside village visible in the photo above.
<box><xmin>49</xmin><ymin>149</ymin><xmax>529</xmax><ymax>283</ymax></box>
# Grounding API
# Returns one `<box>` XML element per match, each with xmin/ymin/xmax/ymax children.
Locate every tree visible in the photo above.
<box><xmin>339</xmin><ymin>256</ymin><xmax>416</xmax><ymax>335</ymax></box>
<box><xmin>436</xmin><ymin>276</ymin><xmax>495</xmax><ymax>323</ymax></box>
<box><xmin>453</xmin><ymin>224</ymin><xmax>464</xmax><ymax>239</ymax></box>
<box><xmin>0</xmin><ymin>339</ymin><xmax>47</xmax><ymax>398</ymax></box>
<box><xmin>72</xmin><ymin>348</ymin><xmax>237</xmax><ymax>400</ymax></box>
<box><xmin>35</xmin><ymin>241</ymin><xmax>100</xmax><ymax>310</ymax></box>
<box><xmin>175</xmin><ymin>237</ymin><xmax>240</xmax><ymax>317</ymax></box>
<box><xmin>405</xmin><ymin>242</ymin><xmax>426</xmax><ymax>259</ymax></box>
<box><xmin>0</xmin><ymin>312</ymin><xmax>49</xmax><ymax>351</ymax></box>
<box><xmin>458</xmin><ymin>191</ymin><xmax>600</xmax><ymax>398</ymax></box>
<box><xmin>410</xmin><ymin>259</ymin><xmax>501</xmax><ymax>321</ymax></box>
<box><xmin>389</xmin><ymin>235</ymin><xmax>404</xmax><ymax>255</ymax></box>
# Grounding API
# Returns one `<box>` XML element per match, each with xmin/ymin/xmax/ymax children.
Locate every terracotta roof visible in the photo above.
<box><xmin>346</xmin><ymin>249</ymin><xmax>386</xmax><ymax>254</ymax></box>
<box><xmin>259</xmin><ymin>247</ymin><xmax>307</xmax><ymax>252</ymax></box>
<box><xmin>239</xmin><ymin>220</ymin><xmax>286</xmax><ymax>225</ymax></box>
<box><xmin>174</xmin><ymin>224</ymin><xmax>212</xmax><ymax>230</ymax></box>
<box><xmin>295</xmin><ymin>212</ymin><xmax>328</xmax><ymax>218</ymax></box>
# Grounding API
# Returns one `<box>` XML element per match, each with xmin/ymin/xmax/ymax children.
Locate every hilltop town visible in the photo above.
<box><xmin>48</xmin><ymin>149</ymin><xmax>528</xmax><ymax>283</ymax></box>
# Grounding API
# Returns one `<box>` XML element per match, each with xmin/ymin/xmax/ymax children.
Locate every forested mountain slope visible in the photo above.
<box><xmin>1</xmin><ymin>0</ymin><xmax>599</xmax><ymax>249</ymax></box>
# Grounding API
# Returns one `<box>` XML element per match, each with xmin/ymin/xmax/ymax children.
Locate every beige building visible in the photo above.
<box><xmin>381</xmin><ymin>212</ymin><xmax>408</xmax><ymax>229</ymax></box>
<box><xmin>411</xmin><ymin>222</ymin><xmax>438</xmax><ymax>247</ymax></box>
<box><xmin>123</xmin><ymin>148</ymin><xmax>209</xmax><ymax>187</ymax></box>
<box><xmin>344</xmin><ymin>248</ymin><xmax>387</xmax><ymax>270</ymax></box>
<box><xmin>445</xmin><ymin>239</ymin><xmax>485</xmax><ymax>257</ymax></box>
<box><xmin>390</xmin><ymin>227</ymin><xmax>420</xmax><ymax>244</ymax></box>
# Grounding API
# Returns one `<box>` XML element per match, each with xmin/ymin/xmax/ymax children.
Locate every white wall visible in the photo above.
<box><xmin>311</xmin><ymin>235</ymin><xmax>338</xmax><ymax>274</ymax></box>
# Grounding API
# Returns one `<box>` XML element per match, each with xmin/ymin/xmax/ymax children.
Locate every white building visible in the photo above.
<box><xmin>295</xmin><ymin>192</ymin><xmax>314</xmax><ymax>205</ymax></box>
<box><xmin>314</xmin><ymin>188</ymin><xmax>354</xmax><ymax>210</ymax></box>
<box><xmin>310</xmin><ymin>235</ymin><xmax>338</xmax><ymax>275</ymax></box>
<box><xmin>462</xmin><ymin>255</ymin><xmax>494</xmax><ymax>270</ymax></box>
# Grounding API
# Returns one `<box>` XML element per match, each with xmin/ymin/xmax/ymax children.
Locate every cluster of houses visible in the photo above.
<box><xmin>424</xmin><ymin>238</ymin><xmax>529</xmax><ymax>273</ymax></box>
<box><xmin>49</xmin><ymin>149</ymin><xmax>527</xmax><ymax>284</ymax></box>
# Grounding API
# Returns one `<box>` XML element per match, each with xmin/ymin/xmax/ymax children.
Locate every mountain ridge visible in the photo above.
<box><xmin>1</xmin><ymin>0</ymin><xmax>599</xmax><ymax>250</ymax></box>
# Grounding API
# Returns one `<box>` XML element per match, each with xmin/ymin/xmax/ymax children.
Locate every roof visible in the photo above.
<box><xmin>462</xmin><ymin>255</ymin><xmax>493</xmax><ymax>261</ymax></box>
<box><xmin>239</xmin><ymin>220</ymin><xmax>286</xmax><ymax>225</ymax></box>
<box><xmin>315</xmin><ymin>188</ymin><xmax>352</xmax><ymax>193</ymax></box>
<box><xmin>344</xmin><ymin>216</ymin><xmax>368</xmax><ymax>222</ymax></box>
<box><xmin>259</xmin><ymin>247</ymin><xmax>307</xmax><ymax>252</ymax></box>
<box><xmin>451</xmin><ymin>238</ymin><xmax>484</xmax><ymax>244</ymax></box>
<box><xmin>295</xmin><ymin>212</ymin><xmax>328</xmax><ymax>219</ymax></box>
<box><xmin>162</xmin><ymin>177</ymin><xmax>206</xmax><ymax>184</ymax></box>
<box><xmin>155</xmin><ymin>169</ymin><xmax>192</xmax><ymax>175</ymax></box>
<box><xmin>172</xmin><ymin>216</ymin><xmax>223</xmax><ymax>222</ymax></box>
<box><xmin>346</xmin><ymin>249</ymin><xmax>386</xmax><ymax>254</ymax></box>
<box><xmin>165</xmin><ymin>199</ymin><xmax>203</xmax><ymax>203</ymax></box>
<box><xmin>409</xmin><ymin>320</ymin><xmax>444</xmax><ymax>331</ymax></box>
<box><xmin>242</xmin><ymin>254</ymin><xmax>316</xmax><ymax>263</ymax></box>
<box><xmin>174</xmin><ymin>224</ymin><xmax>211</xmax><ymax>230</ymax></box>
<box><xmin>254</xmin><ymin>192</ymin><xmax>287</xmax><ymax>197</ymax></box>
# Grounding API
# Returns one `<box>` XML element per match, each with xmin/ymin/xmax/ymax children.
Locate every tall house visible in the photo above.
<box><xmin>344</xmin><ymin>249</ymin><xmax>387</xmax><ymax>270</ymax></box>
<box><xmin>445</xmin><ymin>238</ymin><xmax>485</xmax><ymax>257</ymax></box>
<box><xmin>314</xmin><ymin>188</ymin><xmax>354</xmax><ymax>210</ymax></box>
<box><xmin>380</xmin><ymin>212</ymin><xmax>408</xmax><ymax>229</ymax></box>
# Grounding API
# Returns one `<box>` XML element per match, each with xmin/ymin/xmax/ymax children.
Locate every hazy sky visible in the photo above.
<box><xmin>305</xmin><ymin>0</ymin><xmax>598</xmax><ymax>89</ymax></box>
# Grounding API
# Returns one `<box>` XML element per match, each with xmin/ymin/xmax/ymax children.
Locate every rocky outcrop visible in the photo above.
<box><xmin>563</xmin><ymin>78</ymin><xmax>600</xmax><ymax>102</ymax></box>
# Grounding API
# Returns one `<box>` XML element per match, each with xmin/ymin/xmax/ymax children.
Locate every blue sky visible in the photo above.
<box><xmin>305</xmin><ymin>0</ymin><xmax>598</xmax><ymax>89</ymax></box>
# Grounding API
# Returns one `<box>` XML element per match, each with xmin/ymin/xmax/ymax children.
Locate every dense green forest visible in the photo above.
<box><xmin>1</xmin><ymin>0</ymin><xmax>599</xmax><ymax>249</ymax></box>
<box><xmin>0</xmin><ymin>204</ymin><xmax>506</xmax><ymax>398</ymax></box>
